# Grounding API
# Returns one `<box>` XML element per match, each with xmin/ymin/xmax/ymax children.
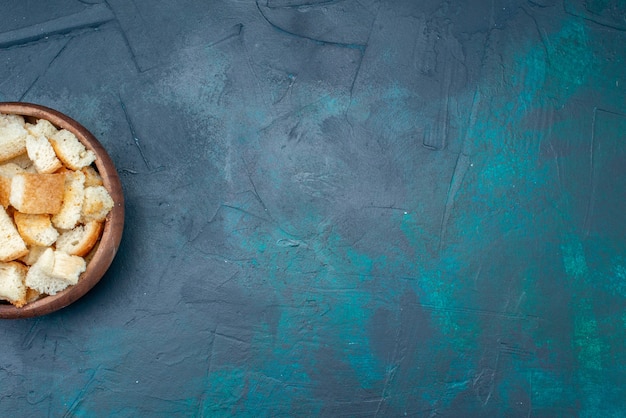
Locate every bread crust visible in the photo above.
<box><xmin>26</xmin><ymin>134</ymin><xmax>63</xmax><ymax>174</ymax></box>
<box><xmin>52</xmin><ymin>169</ymin><xmax>85</xmax><ymax>229</ymax></box>
<box><xmin>81</xmin><ymin>166</ymin><xmax>104</xmax><ymax>187</ymax></box>
<box><xmin>13</xmin><ymin>212</ymin><xmax>59</xmax><ymax>247</ymax></box>
<box><xmin>0</xmin><ymin>163</ymin><xmax>25</xmax><ymax>208</ymax></box>
<box><xmin>0</xmin><ymin>176</ymin><xmax>10</xmax><ymax>208</ymax></box>
<box><xmin>0</xmin><ymin>114</ymin><xmax>28</xmax><ymax>162</ymax></box>
<box><xmin>49</xmin><ymin>129</ymin><xmax>96</xmax><ymax>170</ymax></box>
<box><xmin>56</xmin><ymin>221</ymin><xmax>103</xmax><ymax>257</ymax></box>
<box><xmin>81</xmin><ymin>185</ymin><xmax>114</xmax><ymax>223</ymax></box>
<box><xmin>10</xmin><ymin>172</ymin><xmax>65</xmax><ymax>214</ymax></box>
<box><xmin>0</xmin><ymin>206</ymin><xmax>28</xmax><ymax>262</ymax></box>
<box><xmin>0</xmin><ymin>261</ymin><xmax>28</xmax><ymax>307</ymax></box>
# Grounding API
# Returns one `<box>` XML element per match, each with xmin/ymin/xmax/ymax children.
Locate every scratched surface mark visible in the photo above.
<box><xmin>1</xmin><ymin>0</ymin><xmax>625</xmax><ymax>416</ymax></box>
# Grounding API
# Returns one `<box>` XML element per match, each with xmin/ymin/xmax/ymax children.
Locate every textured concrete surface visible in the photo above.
<box><xmin>1</xmin><ymin>0</ymin><xmax>625</xmax><ymax>416</ymax></box>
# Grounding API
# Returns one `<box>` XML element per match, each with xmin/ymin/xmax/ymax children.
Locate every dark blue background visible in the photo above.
<box><xmin>1</xmin><ymin>0</ymin><xmax>625</xmax><ymax>416</ymax></box>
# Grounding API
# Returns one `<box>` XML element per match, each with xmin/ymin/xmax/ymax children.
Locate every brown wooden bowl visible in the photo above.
<box><xmin>0</xmin><ymin>102</ymin><xmax>124</xmax><ymax>319</ymax></box>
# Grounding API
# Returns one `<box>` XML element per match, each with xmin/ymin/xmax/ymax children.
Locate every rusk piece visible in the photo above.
<box><xmin>56</xmin><ymin>221</ymin><xmax>103</xmax><ymax>257</ymax></box>
<box><xmin>81</xmin><ymin>165</ymin><xmax>104</xmax><ymax>187</ymax></box>
<box><xmin>19</xmin><ymin>245</ymin><xmax>51</xmax><ymax>266</ymax></box>
<box><xmin>0</xmin><ymin>261</ymin><xmax>28</xmax><ymax>307</ymax></box>
<box><xmin>13</xmin><ymin>212</ymin><xmax>59</xmax><ymax>247</ymax></box>
<box><xmin>25</xmin><ymin>119</ymin><xmax>58</xmax><ymax>139</ymax></box>
<box><xmin>25</xmin><ymin>248</ymin><xmax>86</xmax><ymax>295</ymax></box>
<box><xmin>26</xmin><ymin>134</ymin><xmax>63</xmax><ymax>174</ymax></box>
<box><xmin>0</xmin><ymin>206</ymin><xmax>28</xmax><ymax>262</ymax></box>
<box><xmin>49</xmin><ymin>129</ymin><xmax>96</xmax><ymax>170</ymax></box>
<box><xmin>0</xmin><ymin>114</ymin><xmax>28</xmax><ymax>162</ymax></box>
<box><xmin>3</xmin><ymin>152</ymin><xmax>35</xmax><ymax>170</ymax></box>
<box><xmin>0</xmin><ymin>163</ymin><xmax>25</xmax><ymax>208</ymax></box>
<box><xmin>52</xmin><ymin>169</ymin><xmax>85</xmax><ymax>229</ymax></box>
<box><xmin>10</xmin><ymin>172</ymin><xmax>65</xmax><ymax>214</ymax></box>
<box><xmin>81</xmin><ymin>185</ymin><xmax>114</xmax><ymax>223</ymax></box>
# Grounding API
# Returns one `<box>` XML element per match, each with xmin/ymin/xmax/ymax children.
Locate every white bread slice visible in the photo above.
<box><xmin>55</xmin><ymin>221</ymin><xmax>103</xmax><ymax>257</ymax></box>
<box><xmin>0</xmin><ymin>163</ymin><xmax>26</xmax><ymax>177</ymax></box>
<box><xmin>25</xmin><ymin>118</ymin><xmax>58</xmax><ymax>139</ymax></box>
<box><xmin>24</xmin><ymin>248</ymin><xmax>60</xmax><ymax>294</ymax></box>
<box><xmin>49</xmin><ymin>129</ymin><xmax>96</xmax><ymax>170</ymax></box>
<box><xmin>19</xmin><ymin>245</ymin><xmax>50</xmax><ymax>266</ymax></box>
<box><xmin>3</xmin><ymin>152</ymin><xmax>35</xmax><ymax>170</ymax></box>
<box><xmin>81</xmin><ymin>185</ymin><xmax>114</xmax><ymax>223</ymax></box>
<box><xmin>81</xmin><ymin>165</ymin><xmax>103</xmax><ymax>187</ymax></box>
<box><xmin>0</xmin><ymin>113</ymin><xmax>28</xmax><ymax>162</ymax></box>
<box><xmin>26</xmin><ymin>134</ymin><xmax>63</xmax><ymax>174</ymax></box>
<box><xmin>50</xmin><ymin>251</ymin><xmax>85</xmax><ymax>283</ymax></box>
<box><xmin>0</xmin><ymin>206</ymin><xmax>28</xmax><ymax>262</ymax></box>
<box><xmin>25</xmin><ymin>248</ymin><xmax>85</xmax><ymax>295</ymax></box>
<box><xmin>51</xmin><ymin>170</ymin><xmax>85</xmax><ymax>229</ymax></box>
<box><xmin>10</xmin><ymin>172</ymin><xmax>65</xmax><ymax>214</ymax></box>
<box><xmin>0</xmin><ymin>162</ymin><xmax>25</xmax><ymax>176</ymax></box>
<box><xmin>0</xmin><ymin>261</ymin><xmax>28</xmax><ymax>307</ymax></box>
<box><xmin>13</xmin><ymin>212</ymin><xmax>59</xmax><ymax>247</ymax></box>
<box><xmin>0</xmin><ymin>163</ymin><xmax>25</xmax><ymax>208</ymax></box>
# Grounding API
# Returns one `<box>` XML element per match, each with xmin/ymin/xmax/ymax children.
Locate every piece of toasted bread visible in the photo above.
<box><xmin>25</xmin><ymin>248</ymin><xmax>85</xmax><ymax>295</ymax></box>
<box><xmin>13</xmin><ymin>212</ymin><xmax>59</xmax><ymax>247</ymax></box>
<box><xmin>24</xmin><ymin>287</ymin><xmax>42</xmax><ymax>304</ymax></box>
<box><xmin>81</xmin><ymin>165</ymin><xmax>104</xmax><ymax>187</ymax></box>
<box><xmin>24</xmin><ymin>248</ymin><xmax>59</xmax><ymax>294</ymax></box>
<box><xmin>0</xmin><ymin>162</ymin><xmax>25</xmax><ymax>177</ymax></box>
<box><xmin>0</xmin><ymin>261</ymin><xmax>28</xmax><ymax>307</ymax></box>
<box><xmin>49</xmin><ymin>129</ymin><xmax>96</xmax><ymax>170</ymax></box>
<box><xmin>49</xmin><ymin>251</ymin><xmax>85</xmax><ymax>284</ymax></box>
<box><xmin>26</xmin><ymin>134</ymin><xmax>63</xmax><ymax>174</ymax></box>
<box><xmin>81</xmin><ymin>185</ymin><xmax>114</xmax><ymax>223</ymax></box>
<box><xmin>0</xmin><ymin>206</ymin><xmax>28</xmax><ymax>262</ymax></box>
<box><xmin>25</xmin><ymin>118</ymin><xmax>58</xmax><ymax>139</ymax></box>
<box><xmin>25</xmin><ymin>248</ymin><xmax>86</xmax><ymax>294</ymax></box>
<box><xmin>52</xmin><ymin>169</ymin><xmax>85</xmax><ymax>229</ymax></box>
<box><xmin>0</xmin><ymin>114</ymin><xmax>28</xmax><ymax>162</ymax></box>
<box><xmin>3</xmin><ymin>152</ymin><xmax>35</xmax><ymax>170</ymax></box>
<box><xmin>0</xmin><ymin>177</ymin><xmax>10</xmax><ymax>208</ymax></box>
<box><xmin>19</xmin><ymin>245</ymin><xmax>51</xmax><ymax>266</ymax></box>
<box><xmin>10</xmin><ymin>172</ymin><xmax>65</xmax><ymax>214</ymax></box>
<box><xmin>0</xmin><ymin>163</ymin><xmax>26</xmax><ymax>208</ymax></box>
<box><xmin>55</xmin><ymin>221</ymin><xmax>103</xmax><ymax>257</ymax></box>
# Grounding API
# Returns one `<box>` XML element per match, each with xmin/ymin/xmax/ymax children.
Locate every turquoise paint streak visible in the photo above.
<box><xmin>552</xmin><ymin>19</ymin><xmax>626</xmax><ymax>416</ymax></box>
<box><xmin>561</xmin><ymin>234</ymin><xmax>590</xmax><ymax>280</ymax></box>
<box><xmin>218</xmin><ymin>208</ymin><xmax>388</xmax><ymax>400</ymax></box>
<box><xmin>393</xmin><ymin>15</ymin><xmax>603</xmax><ymax>414</ymax></box>
<box><xmin>609</xmin><ymin>262</ymin><xmax>626</xmax><ymax>297</ymax></box>
<box><xmin>152</xmin><ymin>13</ymin><xmax>623</xmax><ymax>415</ymax></box>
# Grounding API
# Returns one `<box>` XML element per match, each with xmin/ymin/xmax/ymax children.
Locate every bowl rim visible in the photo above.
<box><xmin>0</xmin><ymin>102</ymin><xmax>124</xmax><ymax>319</ymax></box>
